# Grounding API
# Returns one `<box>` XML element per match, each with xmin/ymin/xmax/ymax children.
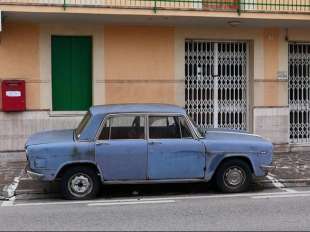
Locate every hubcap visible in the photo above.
<box><xmin>224</xmin><ymin>166</ymin><xmax>245</xmax><ymax>188</ymax></box>
<box><xmin>68</xmin><ymin>173</ymin><xmax>93</xmax><ymax>198</ymax></box>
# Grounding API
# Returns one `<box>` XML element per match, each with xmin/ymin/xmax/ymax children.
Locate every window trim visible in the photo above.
<box><xmin>95</xmin><ymin>113</ymin><xmax>147</xmax><ymax>141</ymax></box>
<box><xmin>177</xmin><ymin>116</ymin><xmax>195</xmax><ymax>139</ymax></box>
<box><xmin>147</xmin><ymin>114</ymin><xmax>196</xmax><ymax>140</ymax></box>
<box><xmin>95</xmin><ymin>112</ymin><xmax>200</xmax><ymax>142</ymax></box>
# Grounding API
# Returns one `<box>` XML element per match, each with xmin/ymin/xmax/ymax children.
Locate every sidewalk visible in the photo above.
<box><xmin>267</xmin><ymin>152</ymin><xmax>310</xmax><ymax>187</ymax></box>
<box><xmin>1</xmin><ymin>151</ymin><xmax>310</xmax><ymax>199</ymax></box>
<box><xmin>0</xmin><ymin>152</ymin><xmax>26</xmax><ymax>198</ymax></box>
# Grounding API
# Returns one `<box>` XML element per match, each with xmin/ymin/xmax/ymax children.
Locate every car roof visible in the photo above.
<box><xmin>89</xmin><ymin>104</ymin><xmax>186</xmax><ymax>116</ymax></box>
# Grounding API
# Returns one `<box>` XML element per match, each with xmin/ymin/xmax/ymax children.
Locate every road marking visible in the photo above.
<box><xmin>88</xmin><ymin>199</ymin><xmax>175</xmax><ymax>207</ymax></box>
<box><xmin>252</xmin><ymin>193</ymin><xmax>310</xmax><ymax>199</ymax></box>
<box><xmin>266</xmin><ymin>174</ymin><xmax>298</xmax><ymax>193</ymax></box>
<box><xmin>1</xmin><ymin>196</ymin><xmax>15</xmax><ymax>207</ymax></box>
<box><xmin>0</xmin><ymin>174</ymin><xmax>22</xmax><ymax>207</ymax></box>
<box><xmin>10</xmin><ymin>190</ymin><xmax>310</xmax><ymax>207</ymax></box>
<box><xmin>2</xmin><ymin>176</ymin><xmax>21</xmax><ymax>198</ymax></box>
<box><xmin>266</xmin><ymin>174</ymin><xmax>285</xmax><ymax>188</ymax></box>
<box><xmin>283</xmin><ymin>188</ymin><xmax>298</xmax><ymax>193</ymax></box>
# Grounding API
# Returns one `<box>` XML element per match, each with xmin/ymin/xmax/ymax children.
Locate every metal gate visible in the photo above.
<box><xmin>185</xmin><ymin>40</ymin><xmax>248</xmax><ymax>131</ymax></box>
<box><xmin>289</xmin><ymin>43</ymin><xmax>310</xmax><ymax>144</ymax></box>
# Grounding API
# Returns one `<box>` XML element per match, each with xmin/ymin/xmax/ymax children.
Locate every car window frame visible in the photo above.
<box><xmin>95</xmin><ymin>113</ymin><xmax>147</xmax><ymax>141</ymax></box>
<box><xmin>177</xmin><ymin>116</ymin><xmax>195</xmax><ymax>139</ymax></box>
<box><xmin>75</xmin><ymin>111</ymin><xmax>92</xmax><ymax>141</ymax></box>
<box><xmin>147</xmin><ymin>113</ymin><xmax>197</xmax><ymax>140</ymax></box>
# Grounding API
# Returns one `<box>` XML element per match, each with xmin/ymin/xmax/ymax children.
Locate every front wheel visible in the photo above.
<box><xmin>215</xmin><ymin>159</ymin><xmax>252</xmax><ymax>193</ymax></box>
<box><xmin>61</xmin><ymin>166</ymin><xmax>101</xmax><ymax>200</ymax></box>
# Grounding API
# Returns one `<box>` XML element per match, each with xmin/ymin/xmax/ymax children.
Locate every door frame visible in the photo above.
<box><xmin>146</xmin><ymin>113</ymin><xmax>206</xmax><ymax>180</ymax></box>
<box><xmin>94</xmin><ymin>113</ymin><xmax>148</xmax><ymax>181</ymax></box>
<box><xmin>39</xmin><ymin>25</ymin><xmax>105</xmax><ymax>115</ymax></box>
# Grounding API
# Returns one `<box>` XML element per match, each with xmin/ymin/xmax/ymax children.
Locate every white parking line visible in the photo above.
<box><xmin>8</xmin><ymin>190</ymin><xmax>310</xmax><ymax>207</ymax></box>
<box><xmin>252</xmin><ymin>193</ymin><xmax>310</xmax><ymax>199</ymax></box>
<box><xmin>88</xmin><ymin>199</ymin><xmax>175</xmax><ymax>207</ymax></box>
<box><xmin>266</xmin><ymin>174</ymin><xmax>298</xmax><ymax>193</ymax></box>
<box><xmin>0</xmin><ymin>174</ymin><xmax>22</xmax><ymax>207</ymax></box>
<box><xmin>1</xmin><ymin>196</ymin><xmax>15</xmax><ymax>207</ymax></box>
<box><xmin>266</xmin><ymin>174</ymin><xmax>285</xmax><ymax>188</ymax></box>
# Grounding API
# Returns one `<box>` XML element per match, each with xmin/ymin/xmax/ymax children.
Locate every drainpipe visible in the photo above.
<box><xmin>237</xmin><ymin>0</ymin><xmax>241</xmax><ymax>15</ymax></box>
<box><xmin>153</xmin><ymin>0</ymin><xmax>157</xmax><ymax>13</ymax></box>
<box><xmin>63</xmin><ymin>0</ymin><xmax>67</xmax><ymax>10</ymax></box>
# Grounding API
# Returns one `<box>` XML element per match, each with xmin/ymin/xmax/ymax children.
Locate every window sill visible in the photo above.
<box><xmin>48</xmin><ymin>111</ymin><xmax>87</xmax><ymax>117</ymax></box>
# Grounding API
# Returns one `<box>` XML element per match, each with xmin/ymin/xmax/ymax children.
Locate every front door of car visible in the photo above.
<box><xmin>95</xmin><ymin>114</ymin><xmax>147</xmax><ymax>181</ymax></box>
<box><xmin>147</xmin><ymin>115</ymin><xmax>206</xmax><ymax>180</ymax></box>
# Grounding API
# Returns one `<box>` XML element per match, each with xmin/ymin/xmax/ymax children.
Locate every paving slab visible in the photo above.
<box><xmin>0</xmin><ymin>152</ymin><xmax>26</xmax><ymax>198</ymax></box>
<box><xmin>271</xmin><ymin>152</ymin><xmax>310</xmax><ymax>182</ymax></box>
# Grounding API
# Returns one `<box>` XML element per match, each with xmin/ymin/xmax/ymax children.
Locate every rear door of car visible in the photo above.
<box><xmin>95</xmin><ymin>114</ymin><xmax>147</xmax><ymax>181</ymax></box>
<box><xmin>147</xmin><ymin>114</ymin><xmax>206</xmax><ymax>180</ymax></box>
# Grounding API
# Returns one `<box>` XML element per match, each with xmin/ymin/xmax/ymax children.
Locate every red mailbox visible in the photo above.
<box><xmin>1</xmin><ymin>80</ymin><xmax>26</xmax><ymax>112</ymax></box>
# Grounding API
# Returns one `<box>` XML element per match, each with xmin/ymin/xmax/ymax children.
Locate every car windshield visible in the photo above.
<box><xmin>187</xmin><ymin>116</ymin><xmax>205</xmax><ymax>138</ymax></box>
<box><xmin>75</xmin><ymin>112</ymin><xmax>91</xmax><ymax>139</ymax></box>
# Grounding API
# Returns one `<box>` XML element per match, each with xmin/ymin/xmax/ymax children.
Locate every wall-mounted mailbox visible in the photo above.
<box><xmin>1</xmin><ymin>80</ymin><xmax>26</xmax><ymax>112</ymax></box>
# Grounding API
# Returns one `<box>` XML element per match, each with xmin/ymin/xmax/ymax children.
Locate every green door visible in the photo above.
<box><xmin>52</xmin><ymin>36</ymin><xmax>92</xmax><ymax>111</ymax></box>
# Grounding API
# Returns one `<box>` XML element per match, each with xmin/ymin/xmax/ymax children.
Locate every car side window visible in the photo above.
<box><xmin>178</xmin><ymin>116</ymin><xmax>193</xmax><ymax>139</ymax></box>
<box><xmin>99</xmin><ymin>115</ymin><xmax>145</xmax><ymax>140</ymax></box>
<box><xmin>149</xmin><ymin>116</ymin><xmax>181</xmax><ymax>139</ymax></box>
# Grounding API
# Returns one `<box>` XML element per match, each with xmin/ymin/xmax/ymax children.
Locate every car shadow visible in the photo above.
<box><xmin>15</xmin><ymin>179</ymin><xmax>266</xmax><ymax>201</ymax></box>
<box><xmin>99</xmin><ymin>181</ymin><xmax>265</xmax><ymax>199</ymax></box>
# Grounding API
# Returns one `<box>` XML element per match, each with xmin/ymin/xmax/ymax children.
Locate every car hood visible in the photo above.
<box><xmin>201</xmin><ymin>128</ymin><xmax>273</xmax><ymax>153</ymax></box>
<box><xmin>25</xmin><ymin>129</ymin><xmax>75</xmax><ymax>147</ymax></box>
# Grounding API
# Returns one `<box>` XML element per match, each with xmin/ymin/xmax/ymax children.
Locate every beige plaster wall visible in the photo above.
<box><xmin>253</xmin><ymin>28</ymin><xmax>288</xmax><ymax>107</ymax></box>
<box><xmin>0</xmin><ymin>21</ymin><xmax>40</xmax><ymax>109</ymax></box>
<box><xmin>104</xmin><ymin>26</ymin><xmax>175</xmax><ymax>104</ymax></box>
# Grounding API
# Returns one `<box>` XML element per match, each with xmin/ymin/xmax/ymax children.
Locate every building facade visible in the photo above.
<box><xmin>0</xmin><ymin>0</ymin><xmax>309</xmax><ymax>151</ymax></box>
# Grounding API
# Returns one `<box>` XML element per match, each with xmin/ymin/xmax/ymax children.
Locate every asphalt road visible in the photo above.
<box><xmin>1</xmin><ymin>185</ymin><xmax>310</xmax><ymax>231</ymax></box>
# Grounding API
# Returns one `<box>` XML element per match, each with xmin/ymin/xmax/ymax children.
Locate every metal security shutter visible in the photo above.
<box><xmin>289</xmin><ymin>43</ymin><xmax>310</xmax><ymax>144</ymax></box>
<box><xmin>185</xmin><ymin>40</ymin><xmax>248</xmax><ymax>131</ymax></box>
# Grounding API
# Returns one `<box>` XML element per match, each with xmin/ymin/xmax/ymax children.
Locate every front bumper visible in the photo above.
<box><xmin>26</xmin><ymin>166</ymin><xmax>44</xmax><ymax>180</ymax></box>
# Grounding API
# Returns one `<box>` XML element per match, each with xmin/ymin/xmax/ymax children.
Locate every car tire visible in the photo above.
<box><xmin>215</xmin><ymin>159</ymin><xmax>252</xmax><ymax>193</ymax></box>
<box><xmin>61</xmin><ymin>166</ymin><xmax>101</xmax><ymax>200</ymax></box>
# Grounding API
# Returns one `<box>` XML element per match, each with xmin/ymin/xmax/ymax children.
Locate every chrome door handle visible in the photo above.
<box><xmin>95</xmin><ymin>141</ymin><xmax>110</xmax><ymax>146</ymax></box>
<box><xmin>148</xmin><ymin>141</ymin><xmax>162</xmax><ymax>145</ymax></box>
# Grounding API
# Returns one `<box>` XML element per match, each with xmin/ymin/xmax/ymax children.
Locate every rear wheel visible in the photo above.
<box><xmin>215</xmin><ymin>159</ymin><xmax>252</xmax><ymax>193</ymax></box>
<box><xmin>61</xmin><ymin>166</ymin><xmax>101</xmax><ymax>200</ymax></box>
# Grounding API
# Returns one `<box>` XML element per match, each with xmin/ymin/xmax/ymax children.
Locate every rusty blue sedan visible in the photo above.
<box><xmin>25</xmin><ymin>104</ymin><xmax>273</xmax><ymax>200</ymax></box>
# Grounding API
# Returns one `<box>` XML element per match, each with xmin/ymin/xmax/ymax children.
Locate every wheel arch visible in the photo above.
<box><xmin>208</xmin><ymin>154</ymin><xmax>255</xmax><ymax>180</ymax></box>
<box><xmin>55</xmin><ymin>161</ymin><xmax>103</xmax><ymax>182</ymax></box>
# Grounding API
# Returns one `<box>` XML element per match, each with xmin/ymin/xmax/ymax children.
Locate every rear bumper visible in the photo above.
<box><xmin>260</xmin><ymin>165</ymin><xmax>276</xmax><ymax>173</ymax></box>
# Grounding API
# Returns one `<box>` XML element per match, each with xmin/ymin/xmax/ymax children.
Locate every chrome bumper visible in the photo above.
<box><xmin>260</xmin><ymin>165</ymin><xmax>276</xmax><ymax>173</ymax></box>
<box><xmin>26</xmin><ymin>169</ymin><xmax>44</xmax><ymax>180</ymax></box>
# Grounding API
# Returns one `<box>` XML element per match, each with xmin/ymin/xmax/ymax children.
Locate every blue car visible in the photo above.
<box><xmin>25</xmin><ymin>104</ymin><xmax>273</xmax><ymax>200</ymax></box>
